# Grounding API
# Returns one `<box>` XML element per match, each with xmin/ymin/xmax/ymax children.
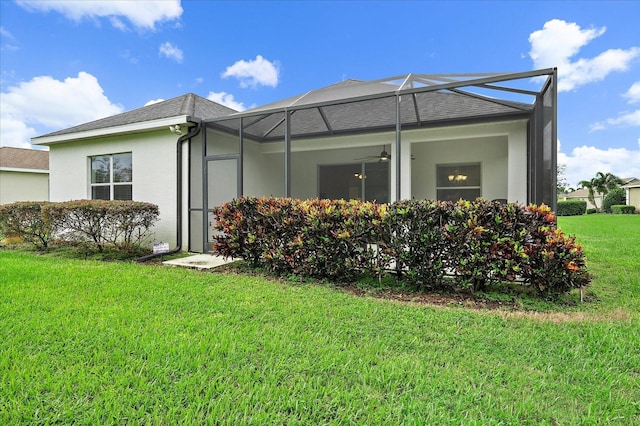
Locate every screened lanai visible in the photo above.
<box><xmin>189</xmin><ymin>69</ymin><xmax>557</xmax><ymax>252</ymax></box>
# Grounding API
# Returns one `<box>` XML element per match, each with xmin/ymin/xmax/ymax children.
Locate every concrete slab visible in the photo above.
<box><xmin>163</xmin><ymin>254</ymin><xmax>237</xmax><ymax>270</ymax></box>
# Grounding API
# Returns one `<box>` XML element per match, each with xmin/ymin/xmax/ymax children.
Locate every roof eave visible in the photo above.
<box><xmin>32</xmin><ymin>115</ymin><xmax>196</xmax><ymax>146</ymax></box>
<box><xmin>0</xmin><ymin>167</ymin><xmax>49</xmax><ymax>174</ymax></box>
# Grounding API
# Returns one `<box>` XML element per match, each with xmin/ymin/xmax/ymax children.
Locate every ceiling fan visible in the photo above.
<box><xmin>353</xmin><ymin>145</ymin><xmax>415</xmax><ymax>162</ymax></box>
<box><xmin>354</xmin><ymin>145</ymin><xmax>391</xmax><ymax>162</ymax></box>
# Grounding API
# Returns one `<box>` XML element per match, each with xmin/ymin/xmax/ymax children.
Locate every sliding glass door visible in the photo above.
<box><xmin>318</xmin><ymin>161</ymin><xmax>389</xmax><ymax>203</ymax></box>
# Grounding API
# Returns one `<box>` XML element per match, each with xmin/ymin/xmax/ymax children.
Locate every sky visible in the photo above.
<box><xmin>1</xmin><ymin>0</ymin><xmax>639</xmax><ymax>187</ymax></box>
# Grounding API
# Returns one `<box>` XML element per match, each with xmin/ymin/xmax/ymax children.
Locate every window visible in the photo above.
<box><xmin>318</xmin><ymin>161</ymin><xmax>389</xmax><ymax>203</ymax></box>
<box><xmin>90</xmin><ymin>153</ymin><xmax>132</xmax><ymax>200</ymax></box>
<box><xmin>436</xmin><ymin>163</ymin><xmax>481</xmax><ymax>201</ymax></box>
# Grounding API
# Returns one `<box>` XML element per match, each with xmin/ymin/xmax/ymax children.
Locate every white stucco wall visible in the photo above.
<box><xmin>239</xmin><ymin>119</ymin><xmax>528</xmax><ymax>203</ymax></box>
<box><xmin>406</xmin><ymin>120</ymin><xmax>528</xmax><ymax>204</ymax></box>
<box><xmin>48</xmin><ymin>129</ymin><xmax>179</xmax><ymax>246</ymax></box>
<box><xmin>0</xmin><ymin>170</ymin><xmax>49</xmax><ymax>204</ymax></box>
<box><xmin>243</xmin><ymin>140</ymin><xmax>285</xmax><ymax>198</ymax></box>
<box><xmin>410</xmin><ymin>137</ymin><xmax>508</xmax><ymax>201</ymax></box>
<box><xmin>626</xmin><ymin>187</ymin><xmax>640</xmax><ymax>211</ymax></box>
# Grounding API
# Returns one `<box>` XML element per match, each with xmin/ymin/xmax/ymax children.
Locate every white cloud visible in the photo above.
<box><xmin>0</xmin><ymin>26</ymin><xmax>19</xmax><ymax>52</ymax></box>
<box><xmin>159</xmin><ymin>42</ymin><xmax>183</xmax><ymax>63</ymax></box>
<box><xmin>529</xmin><ymin>19</ymin><xmax>640</xmax><ymax>92</ymax></box>
<box><xmin>558</xmin><ymin>139</ymin><xmax>640</xmax><ymax>187</ymax></box>
<box><xmin>0</xmin><ymin>71</ymin><xmax>123</xmax><ymax>147</ymax></box>
<box><xmin>0</xmin><ymin>27</ymin><xmax>15</xmax><ymax>40</ymax></box>
<box><xmin>207</xmin><ymin>91</ymin><xmax>245</xmax><ymax>111</ymax></box>
<box><xmin>144</xmin><ymin>99</ymin><xmax>165</xmax><ymax>106</ymax></box>
<box><xmin>16</xmin><ymin>0</ymin><xmax>183</xmax><ymax>31</ymax></box>
<box><xmin>222</xmin><ymin>55</ymin><xmax>280</xmax><ymax>88</ymax></box>
<box><xmin>0</xmin><ymin>115</ymin><xmax>37</xmax><ymax>149</ymax></box>
<box><xmin>623</xmin><ymin>82</ymin><xmax>640</xmax><ymax>104</ymax></box>
<box><xmin>590</xmin><ymin>109</ymin><xmax>640</xmax><ymax>131</ymax></box>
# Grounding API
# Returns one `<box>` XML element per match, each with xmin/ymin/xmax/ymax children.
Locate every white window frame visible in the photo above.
<box><xmin>89</xmin><ymin>152</ymin><xmax>133</xmax><ymax>200</ymax></box>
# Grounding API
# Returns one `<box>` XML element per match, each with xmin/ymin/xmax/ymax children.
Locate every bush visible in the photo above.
<box><xmin>213</xmin><ymin>197</ymin><xmax>591</xmax><ymax>297</ymax></box>
<box><xmin>213</xmin><ymin>198</ymin><xmax>385</xmax><ymax>280</ymax></box>
<box><xmin>0</xmin><ymin>200</ymin><xmax>159</xmax><ymax>253</ymax></box>
<box><xmin>556</xmin><ymin>200</ymin><xmax>586</xmax><ymax>216</ymax></box>
<box><xmin>0</xmin><ymin>201</ymin><xmax>54</xmax><ymax>249</ymax></box>
<box><xmin>586</xmin><ymin>208</ymin><xmax>598</xmax><ymax>214</ymax></box>
<box><xmin>44</xmin><ymin>200</ymin><xmax>159</xmax><ymax>252</ymax></box>
<box><xmin>611</xmin><ymin>205</ymin><xmax>635</xmax><ymax>214</ymax></box>
<box><xmin>602</xmin><ymin>188</ymin><xmax>626</xmax><ymax>213</ymax></box>
<box><xmin>385</xmin><ymin>199</ymin><xmax>451</xmax><ymax>289</ymax></box>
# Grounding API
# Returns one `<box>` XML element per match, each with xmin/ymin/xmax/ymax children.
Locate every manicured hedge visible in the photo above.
<box><xmin>556</xmin><ymin>200</ymin><xmax>586</xmax><ymax>216</ymax></box>
<box><xmin>611</xmin><ymin>205</ymin><xmax>636</xmax><ymax>214</ymax></box>
<box><xmin>213</xmin><ymin>197</ymin><xmax>591</xmax><ymax>297</ymax></box>
<box><xmin>0</xmin><ymin>201</ymin><xmax>53</xmax><ymax>249</ymax></box>
<box><xmin>0</xmin><ymin>200</ymin><xmax>159</xmax><ymax>252</ymax></box>
<box><xmin>212</xmin><ymin>197</ymin><xmax>386</xmax><ymax>280</ymax></box>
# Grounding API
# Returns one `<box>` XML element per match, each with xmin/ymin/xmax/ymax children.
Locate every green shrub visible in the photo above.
<box><xmin>0</xmin><ymin>201</ymin><xmax>54</xmax><ymax>249</ymax></box>
<box><xmin>556</xmin><ymin>200</ymin><xmax>586</xmax><ymax>216</ymax></box>
<box><xmin>213</xmin><ymin>198</ymin><xmax>386</xmax><ymax>280</ymax></box>
<box><xmin>602</xmin><ymin>188</ymin><xmax>626</xmax><ymax>213</ymax></box>
<box><xmin>587</xmin><ymin>208</ymin><xmax>598</xmax><ymax>214</ymax></box>
<box><xmin>385</xmin><ymin>199</ymin><xmax>450</xmax><ymax>289</ymax></box>
<box><xmin>611</xmin><ymin>205</ymin><xmax>636</xmax><ymax>214</ymax></box>
<box><xmin>43</xmin><ymin>200</ymin><xmax>159</xmax><ymax>252</ymax></box>
<box><xmin>213</xmin><ymin>197</ymin><xmax>591</xmax><ymax>298</ymax></box>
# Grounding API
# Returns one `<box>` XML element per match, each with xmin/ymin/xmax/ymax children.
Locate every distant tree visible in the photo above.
<box><xmin>578</xmin><ymin>172</ymin><xmax>624</xmax><ymax>212</ymax></box>
<box><xmin>557</xmin><ymin>164</ymin><xmax>573</xmax><ymax>194</ymax></box>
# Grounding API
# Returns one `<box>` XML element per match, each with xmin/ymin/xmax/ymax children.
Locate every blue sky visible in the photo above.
<box><xmin>1</xmin><ymin>0</ymin><xmax>639</xmax><ymax>187</ymax></box>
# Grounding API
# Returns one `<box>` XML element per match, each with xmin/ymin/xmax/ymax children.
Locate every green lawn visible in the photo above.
<box><xmin>1</xmin><ymin>215</ymin><xmax>639</xmax><ymax>424</ymax></box>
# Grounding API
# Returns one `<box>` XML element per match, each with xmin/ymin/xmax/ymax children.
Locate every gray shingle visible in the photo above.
<box><xmin>0</xmin><ymin>147</ymin><xmax>49</xmax><ymax>170</ymax></box>
<box><xmin>38</xmin><ymin>93</ymin><xmax>236</xmax><ymax>138</ymax></box>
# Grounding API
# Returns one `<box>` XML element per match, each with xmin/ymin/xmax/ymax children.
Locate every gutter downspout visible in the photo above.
<box><xmin>137</xmin><ymin>119</ymin><xmax>202</xmax><ymax>262</ymax></box>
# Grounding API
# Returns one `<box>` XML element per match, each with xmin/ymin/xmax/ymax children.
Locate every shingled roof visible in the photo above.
<box><xmin>0</xmin><ymin>147</ymin><xmax>49</xmax><ymax>171</ymax></box>
<box><xmin>38</xmin><ymin>93</ymin><xmax>237</xmax><ymax>138</ymax></box>
<box><xmin>207</xmin><ymin>72</ymin><xmax>540</xmax><ymax>142</ymax></box>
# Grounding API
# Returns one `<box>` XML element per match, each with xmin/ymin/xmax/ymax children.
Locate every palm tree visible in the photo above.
<box><xmin>579</xmin><ymin>172</ymin><xmax>623</xmax><ymax>212</ymax></box>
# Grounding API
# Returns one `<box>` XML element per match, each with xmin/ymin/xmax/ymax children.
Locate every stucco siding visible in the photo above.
<box><xmin>237</xmin><ymin>119</ymin><xmax>528</xmax><ymax>203</ymax></box>
<box><xmin>407</xmin><ymin>120</ymin><xmax>527</xmax><ymax>203</ymax></box>
<box><xmin>411</xmin><ymin>136</ymin><xmax>508</xmax><ymax>201</ymax></box>
<box><xmin>48</xmin><ymin>130</ymin><xmax>179</xmax><ymax>246</ymax></box>
<box><xmin>0</xmin><ymin>170</ymin><xmax>49</xmax><ymax>204</ymax></box>
<box><xmin>628</xmin><ymin>188</ymin><xmax>640</xmax><ymax>211</ymax></box>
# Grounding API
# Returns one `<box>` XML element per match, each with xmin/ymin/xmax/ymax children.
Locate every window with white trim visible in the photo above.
<box><xmin>90</xmin><ymin>153</ymin><xmax>132</xmax><ymax>200</ymax></box>
<box><xmin>436</xmin><ymin>163</ymin><xmax>481</xmax><ymax>201</ymax></box>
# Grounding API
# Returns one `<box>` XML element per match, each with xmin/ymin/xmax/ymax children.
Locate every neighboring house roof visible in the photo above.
<box><xmin>565</xmin><ymin>188</ymin><xmax>598</xmax><ymax>199</ymax></box>
<box><xmin>208</xmin><ymin>71</ymin><xmax>542</xmax><ymax>142</ymax></box>
<box><xmin>566</xmin><ymin>177</ymin><xmax>638</xmax><ymax>197</ymax></box>
<box><xmin>32</xmin><ymin>93</ymin><xmax>237</xmax><ymax>145</ymax></box>
<box><xmin>0</xmin><ymin>147</ymin><xmax>49</xmax><ymax>171</ymax></box>
<box><xmin>622</xmin><ymin>178</ymin><xmax>640</xmax><ymax>189</ymax></box>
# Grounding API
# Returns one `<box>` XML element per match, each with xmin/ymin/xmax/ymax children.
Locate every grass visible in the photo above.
<box><xmin>1</xmin><ymin>214</ymin><xmax>639</xmax><ymax>424</ymax></box>
<box><xmin>557</xmin><ymin>214</ymin><xmax>640</xmax><ymax>314</ymax></box>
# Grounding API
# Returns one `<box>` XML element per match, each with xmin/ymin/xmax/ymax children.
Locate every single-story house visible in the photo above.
<box><xmin>562</xmin><ymin>177</ymin><xmax>638</xmax><ymax>211</ymax></box>
<box><xmin>560</xmin><ymin>187</ymin><xmax>601</xmax><ymax>210</ymax></box>
<box><xmin>0</xmin><ymin>147</ymin><xmax>49</xmax><ymax>204</ymax></box>
<box><xmin>32</xmin><ymin>69</ymin><xmax>558</xmax><ymax>253</ymax></box>
<box><xmin>621</xmin><ymin>178</ymin><xmax>640</xmax><ymax>211</ymax></box>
